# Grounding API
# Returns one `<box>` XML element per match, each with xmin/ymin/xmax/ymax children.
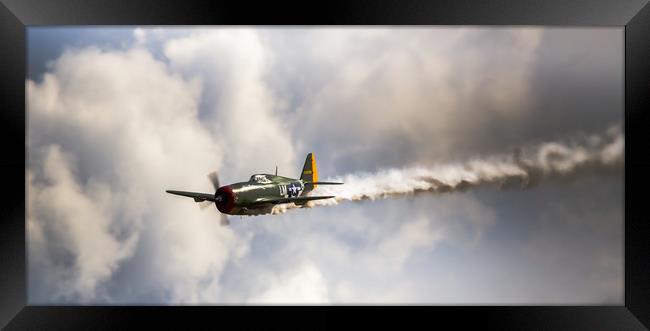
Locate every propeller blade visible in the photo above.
<box><xmin>198</xmin><ymin>200</ymin><xmax>213</xmax><ymax>210</ymax></box>
<box><xmin>220</xmin><ymin>214</ymin><xmax>230</xmax><ymax>226</ymax></box>
<box><xmin>208</xmin><ymin>171</ymin><xmax>220</xmax><ymax>191</ymax></box>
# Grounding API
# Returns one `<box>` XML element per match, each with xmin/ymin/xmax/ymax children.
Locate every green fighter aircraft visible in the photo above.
<box><xmin>166</xmin><ymin>153</ymin><xmax>343</xmax><ymax>224</ymax></box>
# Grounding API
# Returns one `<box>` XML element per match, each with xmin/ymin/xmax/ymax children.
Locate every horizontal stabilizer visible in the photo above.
<box><xmin>250</xmin><ymin>195</ymin><xmax>335</xmax><ymax>206</ymax></box>
<box><xmin>303</xmin><ymin>181</ymin><xmax>344</xmax><ymax>185</ymax></box>
<box><xmin>166</xmin><ymin>190</ymin><xmax>216</xmax><ymax>202</ymax></box>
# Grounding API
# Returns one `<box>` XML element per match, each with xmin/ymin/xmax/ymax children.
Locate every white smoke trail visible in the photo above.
<box><xmin>271</xmin><ymin>126</ymin><xmax>623</xmax><ymax>214</ymax></box>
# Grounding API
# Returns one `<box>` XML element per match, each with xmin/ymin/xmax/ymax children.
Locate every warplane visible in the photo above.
<box><xmin>166</xmin><ymin>153</ymin><xmax>343</xmax><ymax>224</ymax></box>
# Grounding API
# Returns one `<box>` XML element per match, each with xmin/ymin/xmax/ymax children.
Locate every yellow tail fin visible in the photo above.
<box><xmin>300</xmin><ymin>153</ymin><xmax>318</xmax><ymax>190</ymax></box>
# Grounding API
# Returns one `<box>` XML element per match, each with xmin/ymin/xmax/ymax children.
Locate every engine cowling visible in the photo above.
<box><xmin>214</xmin><ymin>186</ymin><xmax>236</xmax><ymax>214</ymax></box>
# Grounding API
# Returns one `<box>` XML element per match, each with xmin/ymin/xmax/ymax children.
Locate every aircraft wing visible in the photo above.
<box><xmin>250</xmin><ymin>195</ymin><xmax>335</xmax><ymax>205</ymax></box>
<box><xmin>166</xmin><ymin>190</ymin><xmax>216</xmax><ymax>202</ymax></box>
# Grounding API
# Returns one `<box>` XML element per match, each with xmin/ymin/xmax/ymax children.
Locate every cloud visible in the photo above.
<box><xmin>517</xmin><ymin>178</ymin><xmax>624</xmax><ymax>304</ymax></box>
<box><xmin>376</xmin><ymin>217</ymin><xmax>442</xmax><ymax>270</ymax></box>
<box><xmin>27</xmin><ymin>145</ymin><xmax>138</xmax><ymax>302</ymax></box>
<box><xmin>27</xmin><ymin>46</ymin><xmax>242</xmax><ymax>303</ymax></box>
<box><xmin>260</xmin><ymin>28</ymin><xmax>622</xmax><ymax>176</ymax></box>
<box><xmin>217</xmin><ymin>193</ymin><xmax>497</xmax><ymax>303</ymax></box>
<box><xmin>163</xmin><ymin>29</ymin><xmax>296</xmax><ymax>181</ymax></box>
<box><xmin>247</xmin><ymin>261</ymin><xmax>330</xmax><ymax>303</ymax></box>
<box><xmin>133</xmin><ymin>28</ymin><xmax>146</xmax><ymax>46</ymax></box>
<box><xmin>273</xmin><ymin>28</ymin><xmax>545</xmax><ymax>173</ymax></box>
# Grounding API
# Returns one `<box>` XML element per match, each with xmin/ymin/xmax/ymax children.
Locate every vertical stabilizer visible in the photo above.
<box><xmin>300</xmin><ymin>153</ymin><xmax>319</xmax><ymax>193</ymax></box>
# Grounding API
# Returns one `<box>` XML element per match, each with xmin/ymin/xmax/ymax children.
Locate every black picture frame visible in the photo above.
<box><xmin>1</xmin><ymin>0</ymin><xmax>648</xmax><ymax>329</ymax></box>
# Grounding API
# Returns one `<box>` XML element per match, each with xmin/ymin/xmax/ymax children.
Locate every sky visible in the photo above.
<box><xmin>26</xmin><ymin>27</ymin><xmax>624</xmax><ymax>304</ymax></box>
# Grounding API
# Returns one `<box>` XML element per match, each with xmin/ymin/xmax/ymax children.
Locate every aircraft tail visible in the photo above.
<box><xmin>300</xmin><ymin>153</ymin><xmax>319</xmax><ymax>192</ymax></box>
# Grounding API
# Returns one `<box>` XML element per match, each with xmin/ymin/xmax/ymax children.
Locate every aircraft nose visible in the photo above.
<box><xmin>214</xmin><ymin>186</ymin><xmax>235</xmax><ymax>213</ymax></box>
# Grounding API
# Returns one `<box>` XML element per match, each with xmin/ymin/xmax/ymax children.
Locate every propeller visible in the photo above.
<box><xmin>205</xmin><ymin>171</ymin><xmax>230</xmax><ymax>226</ymax></box>
<box><xmin>198</xmin><ymin>200</ymin><xmax>212</xmax><ymax>210</ymax></box>
<box><xmin>208</xmin><ymin>171</ymin><xmax>220</xmax><ymax>191</ymax></box>
<box><xmin>220</xmin><ymin>214</ymin><xmax>230</xmax><ymax>226</ymax></box>
<box><xmin>195</xmin><ymin>172</ymin><xmax>220</xmax><ymax>210</ymax></box>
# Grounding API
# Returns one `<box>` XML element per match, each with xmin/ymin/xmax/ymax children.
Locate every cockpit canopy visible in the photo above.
<box><xmin>250</xmin><ymin>174</ymin><xmax>272</xmax><ymax>184</ymax></box>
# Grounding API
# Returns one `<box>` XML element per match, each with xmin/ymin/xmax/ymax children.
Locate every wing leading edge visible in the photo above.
<box><xmin>166</xmin><ymin>190</ymin><xmax>216</xmax><ymax>202</ymax></box>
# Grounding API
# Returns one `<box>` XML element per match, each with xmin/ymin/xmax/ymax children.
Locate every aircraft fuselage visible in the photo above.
<box><xmin>215</xmin><ymin>174</ymin><xmax>306</xmax><ymax>215</ymax></box>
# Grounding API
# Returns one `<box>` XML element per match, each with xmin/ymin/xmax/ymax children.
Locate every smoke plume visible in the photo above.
<box><xmin>272</xmin><ymin>126</ymin><xmax>623</xmax><ymax>214</ymax></box>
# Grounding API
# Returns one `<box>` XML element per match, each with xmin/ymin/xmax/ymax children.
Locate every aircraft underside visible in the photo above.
<box><xmin>230</xmin><ymin>204</ymin><xmax>276</xmax><ymax>216</ymax></box>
